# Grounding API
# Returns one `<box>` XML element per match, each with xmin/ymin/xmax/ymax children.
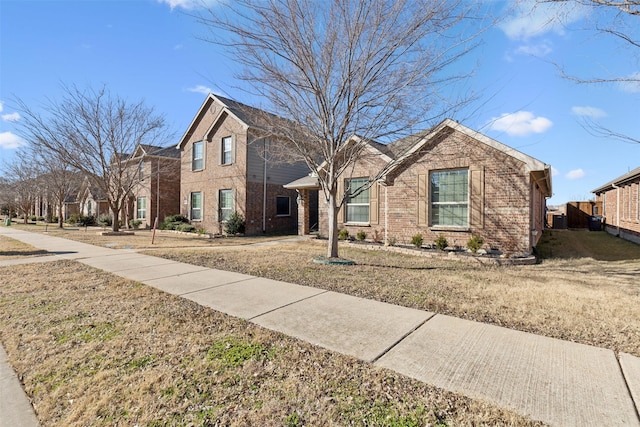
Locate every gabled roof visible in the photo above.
<box><xmin>592</xmin><ymin>166</ymin><xmax>640</xmax><ymax>194</ymax></box>
<box><xmin>131</xmin><ymin>144</ymin><xmax>180</xmax><ymax>159</ymax></box>
<box><xmin>176</xmin><ymin>93</ymin><xmax>294</xmax><ymax>149</ymax></box>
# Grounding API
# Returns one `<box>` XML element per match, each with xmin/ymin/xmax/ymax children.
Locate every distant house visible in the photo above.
<box><xmin>63</xmin><ymin>177</ymin><xmax>109</xmax><ymax>221</ymax></box>
<box><xmin>285</xmin><ymin>119</ymin><xmax>552</xmax><ymax>256</ymax></box>
<box><xmin>124</xmin><ymin>144</ymin><xmax>181</xmax><ymax>228</ymax></box>
<box><xmin>592</xmin><ymin>166</ymin><xmax>640</xmax><ymax>244</ymax></box>
<box><xmin>176</xmin><ymin>94</ymin><xmax>309</xmax><ymax>235</ymax></box>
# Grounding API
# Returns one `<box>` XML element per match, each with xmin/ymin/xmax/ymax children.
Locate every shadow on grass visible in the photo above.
<box><xmin>536</xmin><ymin>229</ymin><xmax>640</xmax><ymax>261</ymax></box>
<box><xmin>0</xmin><ymin>249</ymin><xmax>50</xmax><ymax>257</ymax></box>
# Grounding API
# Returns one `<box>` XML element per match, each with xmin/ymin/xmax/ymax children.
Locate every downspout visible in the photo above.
<box><xmin>263</xmin><ymin>139</ymin><xmax>267</xmax><ymax>233</ymax></box>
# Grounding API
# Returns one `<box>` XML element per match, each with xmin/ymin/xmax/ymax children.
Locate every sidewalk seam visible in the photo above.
<box><xmin>248</xmin><ymin>290</ymin><xmax>330</xmax><ymax>321</ymax></box>
<box><xmin>617</xmin><ymin>354</ymin><xmax>640</xmax><ymax>423</ymax></box>
<box><xmin>370</xmin><ymin>312</ymin><xmax>437</xmax><ymax>364</ymax></box>
<box><xmin>177</xmin><ymin>276</ymin><xmax>266</xmax><ymax>296</ymax></box>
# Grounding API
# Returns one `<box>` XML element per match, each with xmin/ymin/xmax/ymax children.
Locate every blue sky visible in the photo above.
<box><xmin>1</xmin><ymin>0</ymin><xmax>638</xmax><ymax>205</ymax></box>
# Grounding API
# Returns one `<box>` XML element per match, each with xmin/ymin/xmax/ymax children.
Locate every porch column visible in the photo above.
<box><xmin>297</xmin><ymin>190</ymin><xmax>310</xmax><ymax>235</ymax></box>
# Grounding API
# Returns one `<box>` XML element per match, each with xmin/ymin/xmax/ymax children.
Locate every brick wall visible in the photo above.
<box><xmin>319</xmin><ymin>129</ymin><xmax>542</xmax><ymax>255</ymax></box>
<box><xmin>596</xmin><ymin>179</ymin><xmax>640</xmax><ymax>244</ymax></box>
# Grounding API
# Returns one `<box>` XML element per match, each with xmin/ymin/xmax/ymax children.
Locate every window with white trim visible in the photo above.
<box><xmin>190</xmin><ymin>192</ymin><xmax>202</xmax><ymax>221</ymax></box>
<box><xmin>136</xmin><ymin>197</ymin><xmax>147</xmax><ymax>220</ymax></box>
<box><xmin>192</xmin><ymin>141</ymin><xmax>204</xmax><ymax>171</ymax></box>
<box><xmin>221</xmin><ymin>136</ymin><xmax>233</xmax><ymax>165</ymax></box>
<box><xmin>345</xmin><ymin>178</ymin><xmax>369</xmax><ymax>223</ymax></box>
<box><xmin>276</xmin><ymin>196</ymin><xmax>290</xmax><ymax>216</ymax></box>
<box><xmin>430</xmin><ymin>169</ymin><xmax>469</xmax><ymax>227</ymax></box>
<box><xmin>219</xmin><ymin>189</ymin><xmax>233</xmax><ymax>221</ymax></box>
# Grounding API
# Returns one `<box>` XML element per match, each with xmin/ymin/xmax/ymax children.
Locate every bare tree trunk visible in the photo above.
<box><xmin>326</xmin><ymin>190</ymin><xmax>339</xmax><ymax>259</ymax></box>
<box><xmin>58</xmin><ymin>202</ymin><xmax>64</xmax><ymax>228</ymax></box>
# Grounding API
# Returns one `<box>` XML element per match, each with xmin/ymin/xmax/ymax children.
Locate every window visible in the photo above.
<box><xmin>276</xmin><ymin>196</ymin><xmax>290</xmax><ymax>216</ymax></box>
<box><xmin>190</xmin><ymin>192</ymin><xmax>202</xmax><ymax>221</ymax></box>
<box><xmin>137</xmin><ymin>197</ymin><xmax>147</xmax><ymax>219</ymax></box>
<box><xmin>430</xmin><ymin>169</ymin><xmax>469</xmax><ymax>227</ymax></box>
<box><xmin>87</xmin><ymin>200</ymin><xmax>92</xmax><ymax>216</ymax></box>
<box><xmin>345</xmin><ymin>178</ymin><xmax>369</xmax><ymax>223</ymax></box>
<box><xmin>192</xmin><ymin>141</ymin><xmax>204</xmax><ymax>171</ymax></box>
<box><xmin>138</xmin><ymin>162</ymin><xmax>145</xmax><ymax>180</ymax></box>
<box><xmin>219</xmin><ymin>189</ymin><xmax>233</xmax><ymax>221</ymax></box>
<box><xmin>221</xmin><ymin>136</ymin><xmax>233</xmax><ymax>165</ymax></box>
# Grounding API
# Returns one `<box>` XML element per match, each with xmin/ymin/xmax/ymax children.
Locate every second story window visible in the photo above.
<box><xmin>192</xmin><ymin>141</ymin><xmax>204</xmax><ymax>171</ymax></box>
<box><xmin>138</xmin><ymin>162</ymin><xmax>145</xmax><ymax>180</ymax></box>
<box><xmin>221</xmin><ymin>136</ymin><xmax>233</xmax><ymax>165</ymax></box>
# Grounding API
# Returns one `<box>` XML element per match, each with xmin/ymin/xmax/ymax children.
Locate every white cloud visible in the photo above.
<box><xmin>566</xmin><ymin>169</ymin><xmax>585</xmax><ymax>180</ymax></box>
<box><xmin>514</xmin><ymin>41</ymin><xmax>553</xmax><ymax>57</ymax></box>
<box><xmin>500</xmin><ymin>0</ymin><xmax>589</xmax><ymax>40</ymax></box>
<box><xmin>618</xmin><ymin>72</ymin><xmax>640</xmax><ymax>93</ymax></box>
<box><xmin>187</xmin><ymin>85</ymin><xmax>213</xmax><ymax>95</ymax></box>
<box><xmin>551</xmin><ymin>166</ymin><xmax>560</xmax><ymax>177</ymax></box>
<box><xmin>488</xmin><ymin>111</ymin><xmax>553</xmax><ymax>136</ymax></box>
<box><xmin>0</xmin><ymin>132</ymin><xmax>26</xmax><ymax>150</ymax></box>
<box><xmin>158</xmin><ymin>0</ymin><xmax>219</xmax><ymax>10</ymax></box>
<box><xmin>571</xmin><ymin>106</ymin><xmax>607</xmax><ymax>118</ymax></box>
<box><xmin>1</xmin><ymin>112</ymin><xmax>20</xmax><ymax>122</ymax></box>
<box><xmin>0</xmin><ymin>101</ymin><xmax>3</xmax><ymax>112</ymax></box>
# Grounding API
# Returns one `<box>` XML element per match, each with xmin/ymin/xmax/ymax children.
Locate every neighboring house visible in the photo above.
<box><xmin>176</xmin><ymin>94</ymin><xmax>309</xmax><ymax>235</ymax></box>
<box><xmin>64</xmin><ymin>177</ymin><xmax>109</xmax><ymax>221</ymax></box>
<box><xmin>286</xmin><ymin>119</ymin><xmax>552</xmax><ymax>256</ymax></box>
<box><xmin>124</xmin><ymin>144</ymin><xmax>181</xmax><ymax>228</ymax></box>
<box><xmin>592</xmin><ymin>166</ymin><xmax>640</xmax><ymax>244</ymax></box>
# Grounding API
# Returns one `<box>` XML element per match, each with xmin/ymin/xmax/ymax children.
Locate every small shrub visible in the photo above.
<box><xmin>434</xmin><ymin>234</ymin><xmax>448</xmax><ymax>250</ymax></box>
<box><xmin>387</xmin><ymin>236</ymin><xmax>397</xmax><ymax>246</ymax></box>
<box><xmin>356</xmin><ymin>230</ymin><xmax>366</xmax><ymax>241</ymax></box>
<box><xmin>161</xmin><ymin>214</ymin><xmax>189</xmax><ymax>230</ymax></box>
<box><xmin>66</xmin><ymin>214</ymin><xmax>95</xmax><ymax>226</ymax></box>
<box><xmin>467</xmin><ymin>235</ymin><xmax>484</xmax><ymax>253</ymax></box>
<box><xmin>98</xmin><ymin>214</ymin><xmax>113</xmax><ymax>227</ymax></box>
<box><xmin>176</xmin><ymin>223</ymin><xmax>196</xmax><ymax>233</ymax></box>
<box><xmin>29</xmin><ymin>215</ymin><xmax>38</xmax><ymax>222</ymax></box>
<box><xmin>129</xmin><ymin>219</ymin><xmax>143</xmax><ymax>229</ymax></box>
<box><xmin>372</xmin><ymin>229</ymin><xmax>383</xmax><ymax>243</ymax></box>
<box><xmin>338</xmin><ymin>229</ymin><xmax>349</xmax><ymax>240</ymax></box>
<box><xmin>224</xmin><ymin>212</ymin><xmax>246</xmax><ymax>235</ymax></box>
<box><xmin>410</xmin><ymin>233</ymin><xmax>423</xmax><ymax>248</ymax></box>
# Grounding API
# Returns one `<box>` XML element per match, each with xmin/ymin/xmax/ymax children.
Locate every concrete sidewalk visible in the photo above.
<box><xmin>1</xmin><ymin>227</ymin><xmax>639</xmax><ymax>426</ymax></box>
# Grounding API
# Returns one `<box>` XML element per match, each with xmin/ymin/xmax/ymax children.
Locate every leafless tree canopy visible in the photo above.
<box><xmin>14</xmin><ymin>85</ymin><xmax>169</xmax><ymax>231</ymax></box>
<box><xmin>198</xmin><ymin>0</ymin><xmax>486</xmax><ymax>257</ymax></box>
<box><xmin>536</xmin><ymin>0</ymin><xmax>639</xmax><ymax>143</ymax></box>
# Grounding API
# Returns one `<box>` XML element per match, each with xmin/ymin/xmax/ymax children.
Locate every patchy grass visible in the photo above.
<box><xmin>0</xmin><ymin>259</ymin><xmax>539</xmax><ymax>426</ymax></box>
<box><xmin>10</xmin><ymin>223</ymin><xmax>294</xmax><ymax>249</ymax></box>
<box><xmin>0</xmin><ymin>234</ymin><xmax>49</xmax><ymax>259</ymax></box>
<box><xmin>144</xmin><ymin>231</ymin><xmax>640</xmax><ymax>356</ymax></box>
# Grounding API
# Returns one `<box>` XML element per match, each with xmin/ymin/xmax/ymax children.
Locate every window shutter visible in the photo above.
<box><xmin>231</xmin><ymin>135</ymin><xmax>236</xmax><ymax>164</ymax></box>
<box><xmin>470</xmin><ymin>166</ymin><xmax>484</xmax><ymax>228</ymax></box>
<box><xmin>369</xmin><ymin>181</ymin><xmax>379</xmax><ymax>224</ymax></box>
<box><xmin>417</xmin><ymin>173</ymin><xmax>428</xmax><ymax>226</ymax></box>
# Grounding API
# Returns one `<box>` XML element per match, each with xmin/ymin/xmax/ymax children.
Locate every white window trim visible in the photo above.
<box><xmin>221</xmin><ymin>136</ymin><xmax>233</xmax><ymax>165</ymax></box>
<box><xmin>219</xmin><ymin>189</ymin><xmax>233</xmax><ymax>222</ymax></box>
<box><xmin>136</xmin><ymin>197</ymin><xmax>147</xmax><ymax>220</ymax></box>
<box><xmin>344</xmin><ymin>177</ymin><xmax>370</xmax><ymax>224</ymax></box>
<box><xmin>190</xmin><ymin>191</ymin><xmax>203</xmax><ymax>221</ymax></box>
<box><xmin>192</xmin><ymin>140</ymin><xmax>205</xmax><ymax>171</ymax></box>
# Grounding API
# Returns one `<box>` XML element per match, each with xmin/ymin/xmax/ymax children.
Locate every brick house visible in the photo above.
<box><xmin>125</xmin><ymin>144</ymin><xmax>181</xmax><ymax>228</ymax></box>
<box><xmin>176</xmin><ymin>94</ymin><xmax>309</xmax><ymax>235</ymax></box>
<box><xmin>592</xmin><ymin>166</ymin><xmax>640</xmax><ymax>244</ymax></box>
<box><xmin>286</xmin><ymin>119</ymin><xmax>552</xmax><ymax>256</ymax></box>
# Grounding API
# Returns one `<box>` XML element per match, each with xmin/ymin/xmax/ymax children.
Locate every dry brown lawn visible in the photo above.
<box><xmin>0</xmin><ymin>251</ymin><xmax>539</xmax><ymax>425</ymax></box>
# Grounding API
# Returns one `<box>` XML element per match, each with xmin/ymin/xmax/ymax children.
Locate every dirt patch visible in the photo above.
<box><xmin>0</xmin><ymin>260</ymin><xmax>541</xmax><ymax>426</ymax></box>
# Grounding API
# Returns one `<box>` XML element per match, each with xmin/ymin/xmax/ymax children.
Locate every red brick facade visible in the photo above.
<box><xmin>295</xmin><ymin>120</ymin><xmax>552</xmax><ymax>256</ymax></box>
<box><xmin>131</xmin><ymin>156</ymin><xmax>181</xmax><ymax>228</ymax></box>
<box><xmin>593</xmin><ymin>167</ymin><xmax>640</xmax><ymax>244</ymax></box>
<box><xmin>178</xmin><ymin>94</ymin><xmax>307</xmax><ymax>235</ymax></box>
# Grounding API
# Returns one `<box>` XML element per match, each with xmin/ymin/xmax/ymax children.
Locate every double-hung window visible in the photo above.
<box><xmin>430</xmin><ymin>169</ymin><xmax>469</xmax><ymax>227</ymax></box>
<box><xmin>192</xmin><ymin>141</ymin><xmax>204</xmax><ymax>171</ymax></box>
<box><xmin>219</xmin><ymin>189</ymin><xmax>233</xmax><ymax>221</ymax></box>
<box><xmin>345</xmin><ymin>178</ymin><xmax>369</xmax><ymax>223</ymax></box>
<box><xmin>221</xmin><ymin>136</ymin><xmax>233</xmax><ymax>165</ymax></box>
<box><xmin>190</xmin><ymin>192</ymin><xmax>202</xmax><ymax>221</ymax></box>
<box><xmin>136</xmin><ymin>197</ymin><xmax>147</xmax><ymax>220</ymax></box>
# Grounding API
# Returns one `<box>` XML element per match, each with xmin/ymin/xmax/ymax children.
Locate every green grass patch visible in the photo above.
<box><xmin>536</xmin><ymin>230</ymin><xmax>640</xmax><ymax>260</ymax></box>
<box><xmin>206</xmin><ymin>336</ymin><xmax>272</xmax><ymax>369</ymax></box>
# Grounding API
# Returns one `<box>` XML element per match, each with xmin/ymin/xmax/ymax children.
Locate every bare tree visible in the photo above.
<box><xmin>13</xmin><ymin>85</ymin><xmax>169</xmax><ymax>232</ymax></box>
<box><xmin>199</xmin><ymin>0</ymin><xmax>485</xmax><ymax>258</ymax></box>
<box><xmin>536</xmin><ymin>0</ymin><xmax>639</xmax><ymax>143</ymax></box>
<box><xmin>1</xmin><ymin>150</ymin><xmax>41</xmax><ymax>224</ymax></box>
